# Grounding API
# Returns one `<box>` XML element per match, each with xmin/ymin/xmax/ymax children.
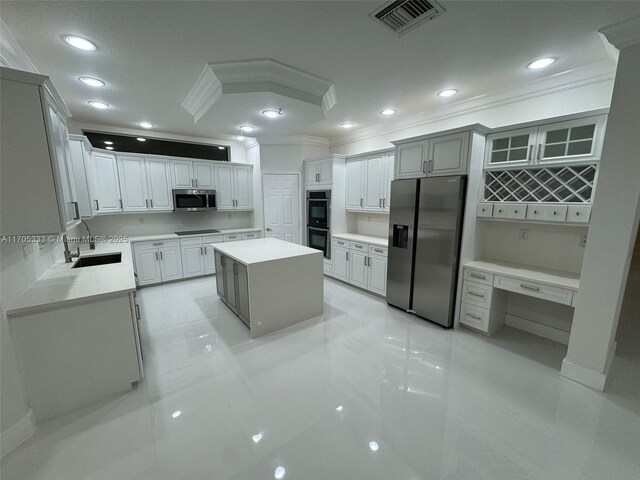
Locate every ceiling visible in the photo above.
<box><xmin>2</xmin><ymin>1</ymin><xmax>639</xmax><ymax>142</ymax></box>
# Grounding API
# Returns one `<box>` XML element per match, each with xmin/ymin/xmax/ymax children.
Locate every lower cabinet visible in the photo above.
<box><xmin>333</xmin><ymin>247</ymin><xmax>350</xmax><ymax>282</ymax></box>
<box><xmin>367</xmin><ymin>254</ymin><xmax>388</xmax><ymax>296</ymax></box>
<box><xmin>181</xmin><ymin>243</ymin><xmax>206</xmax><ymax>278</ymax></box>
<box><xmin>329</xmin><ymin>238</ymin><xmax>388</xmax><ymax>296</ymax></box>
<box><xmin>215</xmin><ymin>251</ymin><xmax>250</xmax><ymax>327</ymax></box>
<box><xmin>133</xmin><ymin>240</ymin><xmax>183</xmax><ymax>286</ymax></box>
<box><xmin>349</xmin><ymin>250</ymin><xmax>368</xmax><ymax>288</ymax></box>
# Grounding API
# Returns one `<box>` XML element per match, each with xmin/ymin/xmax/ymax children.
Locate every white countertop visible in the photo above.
<box><xmin>8</xmin><ymin>241</ymin><xmax>137</xmax><ymax>317</ymax></box>
<box><xmin>129</xmin><ymin>227</ymin><xmax>261</xmax><ymax>243</ymax></box>
<box><xmin>332</xmin><ymin>233</ymin><xmax>388</xmax><ymax>247</ymax></box>
<box><xmin>213</xmin><ymin>238</ymin><xmax>322</xmax><ymax>265</ymax></box>
<box><xmin>465</xmin><ymin>259</ymin><xmax>580</xmax><ymax>290</ymax></box>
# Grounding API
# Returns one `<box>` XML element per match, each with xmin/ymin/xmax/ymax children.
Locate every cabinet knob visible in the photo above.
<box><xmin>514</xmin><ymin>210</ymin><xmax>518</xmax><ymax>214</ymax></box>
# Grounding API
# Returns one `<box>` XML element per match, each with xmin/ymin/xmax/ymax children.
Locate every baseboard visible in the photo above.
<box><xmin>505</xmin><ymin>314</ymin><xmax>570</xmax><ymax>345</ymax></box>
<box><xmin>0</xmin><ymin>408</ymin><xmax>35</xmax><ymax>458</ymax></box>
<box><xmin>561</xmin><ymin>359</ymin><xmax>607</xmax><ymax>391</ymax></box>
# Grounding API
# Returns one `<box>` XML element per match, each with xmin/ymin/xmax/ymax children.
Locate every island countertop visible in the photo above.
<box><xmin>212</xmin><ymin>237</ymin><xmax>322</xmax><ymax>265</ymax></box>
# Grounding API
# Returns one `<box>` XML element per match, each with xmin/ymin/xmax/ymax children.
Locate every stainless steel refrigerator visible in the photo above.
<box><xmin>386</xmin><ymin>176</ymin><xmax>466</xmax><ymax>328</ymax></box>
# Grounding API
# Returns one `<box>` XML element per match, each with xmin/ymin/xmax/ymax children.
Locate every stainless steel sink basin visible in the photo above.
<box><xmin>72</xmin><ymin>253</ymin><xmax>122</xmax><ymax>268</ymax></box>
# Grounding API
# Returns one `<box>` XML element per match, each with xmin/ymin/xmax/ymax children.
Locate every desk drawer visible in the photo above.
<box><xmin>332</xmin><ymin>238</ymin><xmax>349</xmax><ymax>248</ymax></box>
<box><xmin>462</xmin><ymin>281</ymin><xmax>493</xmax><ymax>309</ymax></box>
<box><xmin>368</xmin><ymin>245</ymin><xmax>388</xmax><ymax>256</ymax></box>
<box><xmin>494</xmin><ymin>275</ymin><xmax>574</xmax><ymax>305</ymax></box>
<box><xmin>460</xmin><ymin>303</ymin><xmax>490</xmax><ymax>333</ymax></box>
<box><xmin>463</xmin><ymin>268</ymin><xmax>494</xmax><ymax>286</ymax></box>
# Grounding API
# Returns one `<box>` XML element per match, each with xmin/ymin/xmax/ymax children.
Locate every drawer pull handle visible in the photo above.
<box><xmin>520</xmin><ymin>284</ymin><xmax>541</xmax><ymax>292</ymax></box>
<box><xmin>468</xmin><ymin>292</ymin><xmax>485</xmax><ymax>298</ymax></box>
<box><xmin>466</xmin><ymin>313</ymin><xmax>482</xmax><ymax>321</ymax></box>
<box><xmin>469</xmin><ymin>273</ymin><xmax>486</xmax><ymax>280</ymax></box>
<box><xmin>152</xmin><ymin>242</ymin><xmax>163</xmax><ymax>246</ymax></box>
<box><xmin>337</xmin><ymin>241</ymin><xmax>344</xmax><ymax>245</ymax></box>
<box><xmin>374</xmin><ymin>248</ymin><xmax>383</xmax><ymax>253</ymax></box>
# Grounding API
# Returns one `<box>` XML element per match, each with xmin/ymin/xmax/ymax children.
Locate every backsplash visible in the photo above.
<box><xmin>351</xmin><ymin>213</ymin><xmax>389</xmax><ymax>238</ymax></box>
<box><xmin>87</xmin><ymin>211</ymin><xmax>253</xmax><ymax>236</ymax></box>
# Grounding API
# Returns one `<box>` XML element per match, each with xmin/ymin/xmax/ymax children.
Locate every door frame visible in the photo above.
<box><xmin>261</xmin><ymin>172</ymin><xmax>303</xmax><ymax>244</ymax></box>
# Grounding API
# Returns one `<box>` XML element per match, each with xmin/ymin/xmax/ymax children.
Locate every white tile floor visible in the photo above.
<box><xmin>2</xmin><ymin>276</ymin><xmax>639</xmax><ymax>480</ymax></box>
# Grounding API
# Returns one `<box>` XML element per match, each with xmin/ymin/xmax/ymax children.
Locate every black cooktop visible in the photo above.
<box><xmin>175</xmin><ymin>229</ymin><xmax>221</xmax><ymax>236</ymax></box>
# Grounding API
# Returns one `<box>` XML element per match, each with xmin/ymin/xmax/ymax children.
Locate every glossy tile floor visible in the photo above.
<box><xmin>2</xmin><ymin>277</ymin><xmax>639</xmax><ymax>480</ymax></box>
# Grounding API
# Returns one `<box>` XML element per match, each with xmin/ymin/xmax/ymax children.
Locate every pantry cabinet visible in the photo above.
<box><xmin>394</xmin><ymin>130</ymin><xmax>471</xmax><ymax>179</ymax></box>
<box><xmin>346</xmin><ymin>151</ymin><xmax>394</xmax><ymax>213</ymax></box>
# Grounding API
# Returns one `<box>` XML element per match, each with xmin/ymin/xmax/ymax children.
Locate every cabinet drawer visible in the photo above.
<box><xmin>460</xmin><ymin>303</ymin><xmax>490</xmax><ymax>333</ymax></box>
<box><xmin>332</xmin><ymin>238</ymin><xmax>349</xmax><ymax>248</ymax></box>
<box><xmin>350</xmin><ymin>242</ymin><xmax>367</xmax><ymax>251</ymax></box>
<box><xmin>492</xmin><ymin>204</ymin><xmax>509</xmax><ymax>219</ymax></box>
<box><xmin>477</xmin><ymin>203</ymin><xmax>494</xmax><ymax>218</ymax></box>
<box><xmin>323</xmin><ymin>262</ymin><xmax>333</xmax><ymax>275</ymax></box>
<box><xmin>180</xmin><ymin>236</ymin><xmax>204</xmax><ymax>246</ymax></box>
<box><xmin>133</xmin><ymin>239</ymin><xmax>179</xmax><ymax>251</ymax></box>
<box><xmin>203</xmin><ymin>234</ymin><xmax>223</xmax><ymax>243</ymax></box>
<box><xmin>567</xmin><ymin>205</ymin><xmax>591</xmax><ymax>223</ymax></box>
<box><xmin>544</xmin><ymin>205</ymin><xmax>568</xmax><ymax>222</ymax></box>
<box><xmin>525</xmin><ymin>204</ymin><xmax>547</xmax><ymax>221</ymax></box>
<box><xmin>463</xmin><ymin>268</ymin><xmax>494</xmax><ymax>286</ymax></box>
<box><xmin>493</xmin><ymin>275</ymin><xmax>574</xmax><ymax>305</ymax></box>
<box><xmin>223</xmin><ymin>234</ymin><xmax>241</xmax><ymax>242</ymax></box>
<box><xmin>507</xmin><ymin>204</ymin><xmax>527</xmax><ymax>220</ymax></box>
<box><xmin>462</xmin><ymin>281</ymin><xmax>493</xmax><ymax>309</ymax></box>
<box><xmin>241</xmin><ymin>232</ymin><xmax>259</xmax><ymax>240</ymax></box>
<box><xmin>368</xmin><ymin>245</ymin><xmax>388</xmax><ymax>256</ymax></box>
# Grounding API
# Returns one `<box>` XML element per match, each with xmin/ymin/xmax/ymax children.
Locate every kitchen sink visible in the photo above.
<box><xmin>72</xmin><ymin>253</ymin><xmax>122</xmax><ymax>268</ymax></box>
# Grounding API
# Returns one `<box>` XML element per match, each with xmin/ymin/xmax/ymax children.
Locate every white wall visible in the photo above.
<box><xmin>350</xmin><ymin>213</ymin><xmax>389</xmax><ymax>238</ymax></box>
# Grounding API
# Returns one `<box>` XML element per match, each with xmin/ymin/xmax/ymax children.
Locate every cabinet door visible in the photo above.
<box><xmin>134</xmin><ymin>250</ymin><xmax>161</xmax><ymax>286</ymax></box>
<box><xmin>204</xmin><ymin>245</ymin><xmax>217</xmax><ymax>274</ymax></box>
<box><xmin>367</xmin><ymin>254</ymin><xmax>387</xmax><ymax>296</ymax></box>
<box><xmin>318</xmin><ymin>157</ymin><xmax>333</xmax><ymax>184</ymax></box>
<box><xmin>171</xmin><ymin>160</ymin><xmax>193</xmax><ymax>188</ymax></box>
<box><xmin>92</xmin><ymin>153</ymin><xmax>122</xmax><ymax>212</ymax></box>
<box><xmin>427</xmin><ymin>132</ymin><xmax>469</xmax><ymax>176</ymax></box>
<box><xmin>159</xmin><ymin>247</ymin><xmax>183</xmax><ymax>281</ymax></box>
<box><xmin>537</xmin><ymin>116</ymin><xmax>606</xmax><ymax>164</ymax></box>
<box><xmin>193</xmin><ymin>161</ymin><xmax>216</xmax><ymax>189</ymax></box>
<box><xmin>395</xmin><ymin>142</ymin><xmax>426</xmax><ymax>179</ymax></box>
<box><xmin>118</xmin><ymin>156</ymin><xmax>149</xmax><ymax>211</ymax></box>
<box><xmin>333</xmin><ymin>247</ymin><xmax>350</xmax><ymax>282</ymax></box>
<box><xmin>68</xmin><ymin>139</ymin><xmax>94</xmax><ymax>218</ymax></box>
<box><xmin>345</xmin><ymin>159</ymin><xmax>364</xmax><ymax>210</ymax></box>
<box><xmin>215</xmin><ymin>164</ymin><xmax>234</xmax><ymax>210</ymax></box>
<box><xmin>235</xmin><ymin>262</ymin><xmax>250</xmax><ymax>325</ymax></box>
<box><xmin>145</xmin><ymin>159</ymin><xmax>173</xmax><ymax>211</ymax></box>
<box><xmin>181</xmin><ymin>244</ymin><xmax>205</xmax><ymax>277</ymax></box>
<box><xmin>349</xmin><ymin>250</ymin><xmax>368</xmax><ymax>288</ymax></box>
<box><xmin>215</xmin><ymin>251</ymin><xmax>225</xmax><ymax>298</ymax></box>
<box><xmin>224</xmin><ymin>256</ymin><xmax>237</xmax><ymax>309</ymax></box>
<box><xmin>83</xmin><ymin>144</ymin><xmax>99</xmax><ymax>216</ymax></box>
<box><xmin>382</xmin><ymin>153</ymin><xmax>394</xmax><ymax>211</ymax></box>
<box><xmin>233</xmin><ymin>165</ymin><xmax>253</xmax><ymax>209</ymax></box>
<box><xmin>485</xmin><ymin>128</ymin><xmax>537</xmax><ymax>169</ymax></box>
<box><xmin>364</xmin><ymin>155</ymin><xmax>384</xmax><ymax>210</ymax></box>
<box><xmin>305</xmin><ymin>160</ymin><xmax>319</xmax><ymax>186</ymax></box>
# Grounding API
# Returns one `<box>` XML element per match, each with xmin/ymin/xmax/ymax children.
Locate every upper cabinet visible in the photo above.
<box><xmin>69</xmin><ymin>136</ymin><xmax>99</xmax><ymax>218</ymax></box>
<box><xmin>485</xmin><ymin>115</ymin><xmax>607</xmax><ymax>169</ymax></box>
<box><xmin>0</xmin><ymin>67</ymin><xmax>80</xmax><ymax>235</ymax></box>
<box><xmin>346</xmin><ymin>151</ymin><xmax>394</xmax><ymax>213</ymax></box>
<box><xmin>193</xmin><ymin>161</ymin><xmax>216</xmax><ymax>189</ymax></box>
<box><xmin>216</xmin><ymin>164</ymin><xmax>253</xmax><ymax>211</ymax></box>
<box><xmin>145</xmin><ymin>159</ymin><xmax>173</xmax><ymax>211</ymax></box>
<box><xmin>394</xmin><ymin>131</ymin><xmax>471</xmax><ymax>179</ymax></box>
<box><xmin>91</xmin><ymin>152</ymin><xmax>122</xmax><ymax>213</ymax></box>
<box><xmin>118</xmin><ymin>156</ymin><xmax>175</xmax><ymax>212</ymax></box>
<box><xmin>305</xmin><ymin>157</ymin><xmax>333</xmax><ymax>188</ymax></box>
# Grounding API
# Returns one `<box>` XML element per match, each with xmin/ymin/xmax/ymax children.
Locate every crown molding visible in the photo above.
<box><xmin>244</xmin><ymin>138</ymin><xmax>260</xmax><ymax>149</ymax></box>
<box><xmin>330</xmin><ymin>59</ymin><xmax>616</xmax><ymax>148</ymax></box>
<box><xmin>182</xmin><ymin>59</ymin><xmax>336</xmax><ymax>122</ymax></box>
<box><xmin>599</xmin><ymin>15</ymin><xmax>640</xmax><ymax>50</ymax></box>
<box><xmin>255</xmin><ymin>135</ymin><xmax>330</xmax><ymax>147</ymax></box>
<box><xmin>0</xmin><ymin>18</ymin><xmax>38</xmax><ymax>73</ymax></box>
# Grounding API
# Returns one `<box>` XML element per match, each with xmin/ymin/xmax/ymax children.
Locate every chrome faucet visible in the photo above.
<box><xmin>81</xmin><ymin>219</ymin><xmax>95</xmax><ymax>250</ymax></box>
<box><xmin>62</xmin><ymin>234</ymin><xmax>80</xmax><ymax>264</ymax></box>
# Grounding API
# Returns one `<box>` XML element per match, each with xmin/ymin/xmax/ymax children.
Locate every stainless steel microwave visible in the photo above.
<box><xmin>172</xmin><ymin>189</ymin><xmax>216</xmax><ymax>212</ymax></box>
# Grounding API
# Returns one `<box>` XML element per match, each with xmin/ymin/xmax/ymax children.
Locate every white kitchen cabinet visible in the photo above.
<box><xmin>485</xmin><ymin>127</ymin><xmax>537</xmax><ymax>169</ymax></box>
<box><xmin>171</xmin><ymin>159</ymin><xmax>194</xmax><ymax>188</ymax></box>
<box><xmin>159</xmin><ymin>246</ymin><xmax>183</xmax><ymax>281</ymax></box>
<box><xmin>427</xmin><ymin>132</ymin><xmax>469</xmax><ymax>176</ymax></box>
<box><xmin>367</xmin><ymin>254</ymin><xmax>387</xmax><ymax>296</ymax></box>
<box><xmin>346</xmin><ymin>158</ymin><xmax>365</xmax><ymax>210</ymax></box>
<box><xmin>204</xmin><ymin>234</ymin><xmax>224</xmax><ymax>274</ymax></box>
<box><xmin>181</xmin><ymin>243</ymin><xmax>206</xmax><ymax>277</ymax></box>
<box><xmin>383</xmin><ymin>153</ymin><xmax>394</xmax><ymax>211</ymax></box>
<box><xmin>305</xmin><ymin>157</ymin><xmax>333</xmax><ymax>187</ymax></box>
<box><xmin>346</xmin><ymin>152</ymin><xmax>394</xmax><ymax>212</ymax></box>
<box><xmin>133</xmin><ymin>240</ymin><xmax>183</xmax><ymax>285</ymax></box>
<box><xmin>118</xmin><ymin>156</ymin><xmax>149</xmax><ymax>212</ymax></box>
<box><xmin>145</xmin><ymin>158</ymin><xmax>173</xmax><ymax>211</ymax></box>
<box><xmin>395</xmin><ymin>141</ymin><xmax>427</xmax><ymax>179</ymax></box>
<box><xmin>193</xmin><ymin>161</ymin><xmax>216</xmax><ymax>189</ymax></box>
<box><xmin>349</xmin><ymin>250</ymin><xmax>368</xmax><ymax>288</ymax></box>
<box><xmin>567</xmin><ymin>205</ymin><xmax>591</xmax><ymax>223</ymax></box>
<box><xmin>134</xmin><ymin>250</ymin><xmax>162</xmax><ymax>286</ymax></box>
<box><xmin>333</xmin><ymin>247</ymin><xmax>350</xmax><ymax>282</ymax></box>
<box><xmin>92</xmin><ymin>152</ymin><xmax>122</xmax><ymax>213</ymax></box>
<box><xmin>69</xmin><ymin>136</ymin><xmax>98</xmax><ymax>218</ymax></box>
<box><xmin>364</xmin><ymin>154</ymin><xmax>385</xmax><ymax>210</ymax></box>
<box><xmin>216</xmin><ymin>164</ymin><xmax>253</xmax><ymax>210</ymax></box>
<box><xmin>216</xmin><ymin>164</ymin><xmax>234</xmax><ymax>209</ymax></box>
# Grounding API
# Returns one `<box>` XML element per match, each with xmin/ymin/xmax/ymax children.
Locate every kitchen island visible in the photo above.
<box><xmin>213</xmin><ymin>238</ymin><xmax>324</xmax><ymax>338</ymax></box>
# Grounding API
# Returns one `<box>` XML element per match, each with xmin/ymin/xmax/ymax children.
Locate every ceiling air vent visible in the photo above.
<box><xmin>370</xmin><ymin>0</ymin><xmax>445</xmax><ymax>36</ymax></box>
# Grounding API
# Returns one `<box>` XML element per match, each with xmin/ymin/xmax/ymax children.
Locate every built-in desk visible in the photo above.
<box><xmin>460</xmin><ymin>259</ymin><xmax>579</xmax><ymax>340</ymax></box>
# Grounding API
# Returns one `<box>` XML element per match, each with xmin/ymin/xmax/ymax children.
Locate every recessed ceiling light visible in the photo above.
<box><xmin>369</xmin><ymin>441</ymin><xmax>380</xmax><ymax>452</ymax></box>
<box><xmin>274</xmin><ymin>466</ymin><xmax>286</xmax><ymax>479</ymax></box>
<box><xmin>104</xmin><ymin>141</ymin><xmax>113</xmax><ymax>145</ymax></box>
<box><xmin>262</xmin><ymin>109</ymin><xmax>282</xmax><ymax>119</ymax></box>
<box><xmin>138</xmin><ymin>122</ymin><xmax>154</xmax><ymax>129</ymax></box>
<box><xmin>235</xmin><ymin>135</ymin><xmax>246</xmax><ymax>141</ymax></box>
<box><xmin>171</xmin><ymin>410</ymin><xmax>182</xmax><ymax>418</ymax></box>
<box><xmin>63</xmin><ymin>35</ymin><xmax>96</xmax><ymax>51</ymax></box>
<box><xmin>251</xmin><ymin>433</ymin><xmax>263</xmax><ymax>443</ymax></box>
<box><xmin>380</xmin><ymin>109</ymin><xmax>397</xmax><ymax>116</ymax></box>
<box><xmin>239</xmin><ymin>125</ymin><xmax>255</xmax><ymax>133</ymax></box>
<box><xmin>136</xmin><ymin>137</ymin><xmax>146</xmax><ymax>142</ymax></box>
<box><xmin>79</xmin><ymin>76</ymin><xmax>105</xmax><ymax>87</ymax></box>
<box><xmin>527</xmin><ymin>57</ymin><xmax>557</xmax><ymax>70</ymax></box>
<box><xmin>340</xmin><ymin>122</ymin><xmax>355</xmax><ymax>128</ymax></box>
<box><xmin>105</xmin><ymin>146</ymin><xmax>114</xmax><ymax>150</ymax></box>
<box><xmin>437</xmin><ymin>89</ymin><xmax>458</xmax><ymax>98</ymax></box>
<box><xmin>88</xmin><ymin>100</ymin><xmax>109</xmax><ymax>109</ymax></box>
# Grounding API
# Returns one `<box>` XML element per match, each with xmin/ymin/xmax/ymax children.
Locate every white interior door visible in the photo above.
<box><xmin>263</xmin><ymin>174</ymin><xmax>300</xmax><ymax>243</ymax></box>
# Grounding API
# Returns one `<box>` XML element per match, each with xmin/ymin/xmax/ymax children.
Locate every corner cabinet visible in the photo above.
<box><xmin>394</xmin><ymin>130</ymin><xmax>472</xmax><ymax>180</ymax></box>
<box><xmin>346</xmin><ymin>151</ymin><xmax>394</xmax><ymax>212</ymax></box>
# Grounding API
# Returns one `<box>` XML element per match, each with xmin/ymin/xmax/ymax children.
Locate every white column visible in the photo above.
<box><xmin>561</xmin><ymin>17</ymin><xmax>640</xmax><ymax>390</ymax></box>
